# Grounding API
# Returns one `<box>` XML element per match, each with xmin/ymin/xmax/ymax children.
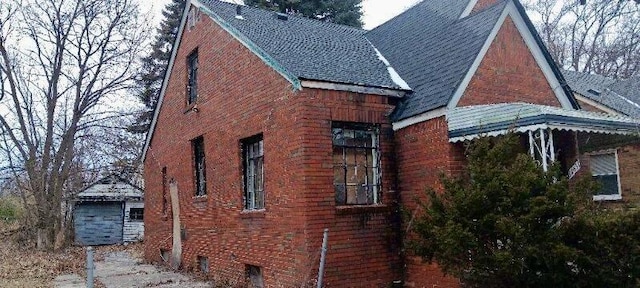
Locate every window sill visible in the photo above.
<box><xmin>336</xmin><ymin>204</ymin><xmax>389</xmax><ymax>215</ymax></box>
<box><xmin>193</xmin><ymin>195</ymin><xmax>208</xmax><ymax>203</ymax></box>
<box><xmin>593</xmin><ymin>195</ymin><xmax>622</xmax><ymax>201</ymax></box>
<box><xmin>240</xmin><ymin>209</ymin><xmax>266</xmax><ymax>219</ymax></box>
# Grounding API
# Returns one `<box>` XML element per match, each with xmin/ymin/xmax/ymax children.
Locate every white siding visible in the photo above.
<box><xmin>123</xmin><ymin>201</ymin><xmax>144</xmax><ymax>242</ymax></box>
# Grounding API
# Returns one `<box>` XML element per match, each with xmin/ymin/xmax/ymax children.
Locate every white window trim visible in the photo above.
<box><xmin>590</xmin><ymin>149</ymin><xmax>622</xmax><ymax>201</ymax></box>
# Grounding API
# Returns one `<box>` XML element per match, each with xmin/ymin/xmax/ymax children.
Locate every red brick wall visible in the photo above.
<box><xmin>458</xmin><ymin>17</ymin><xmax>562</xmax><ymax>108</ymax></box>
<box><xmin>471</xmin><ymin>0</ymin><xmax>501</xmax><ymax>14</ymax></box>
<box><xmin>617</xmin><ymin>144</ymin><xmax>640</xmax><ymax>208</ymax></box>
<box><xmin>295</xmin><ymin>89</ymin><xmax>402</xmax><ymax>287</ymax></box>
<box><xmin>394</xmin><ymin>117</ymin><xmax>461</xmax><ymax>288</ymax></box>
<box><xmin>144</xmin><ymin>6</ymin><xmax>401</xmax><ymax>287</ymax></box>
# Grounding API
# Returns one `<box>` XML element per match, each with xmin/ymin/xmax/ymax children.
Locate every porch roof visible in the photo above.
<box><xmin>448</xmin><ymin>103</ymin><xmax>640</xmax><ymax>143</ymax></box>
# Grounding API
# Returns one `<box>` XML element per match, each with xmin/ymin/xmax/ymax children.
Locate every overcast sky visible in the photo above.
<box><xmin>140</xmin><ymin>0</ymin><xmax>422</xmax><ymax>30</ymax></box>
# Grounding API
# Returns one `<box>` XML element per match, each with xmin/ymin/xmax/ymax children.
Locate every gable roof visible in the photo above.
<box><xmin>199</xmin><ymin>0</ymin><xmax>408</xmax><ymax>90</ymax></box>
<box><xmin>75</xmin><ymin>174</ymin><xmax>143</xmax><ymax>201</ymax></box>
<box><xmin>368</xmin><ymin>0</ymin><xmax>579</xmax><ymax>122</ymax></box>
<box><xmin>563</xmin><ymin>69</ymin><xmax>640</xmax><ymax>118</ymax></box>
<box><xmin>367</xmin><ymin>0</ymin><xmax>506</xmax><ymax>120</ymax></box>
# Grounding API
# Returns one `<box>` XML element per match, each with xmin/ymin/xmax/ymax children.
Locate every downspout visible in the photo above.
<box><xmin>386</xmin><ymin>123</ymin><xmax>406</xmax><ymax>287</ymax></box>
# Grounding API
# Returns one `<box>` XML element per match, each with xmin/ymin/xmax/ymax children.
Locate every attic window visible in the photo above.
<box><xmin>587</xmin><ymin>89</ymin><xmax>602</xmax><ymax>96</ymax></box>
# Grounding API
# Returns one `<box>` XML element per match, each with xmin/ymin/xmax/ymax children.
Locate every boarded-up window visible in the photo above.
<box><xmin>332</xmin><ymin>123</ymin><xmax>381</xmax><ymax>205</ymax></box>
<box><xmin>590</xmin><ymin>151</ymin><xmax>621</xmax><ymax>200</ymax></box>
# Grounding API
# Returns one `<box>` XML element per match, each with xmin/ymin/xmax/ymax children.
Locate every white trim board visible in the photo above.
<box><xmin>447</xmin><ymin>1</ymin><xmax>574</xmax><ymax>110</ymax></box>
<box><xmin>300</xmin><ymin>80</ymin><xmax>407</xmax><ymax>98</ymax></box>
<box><xmin>392</xmin><ymin>108</ymin><xmax>447</xmax><ymax>131</ymax></box>
<box><xmin>460</xmin><ymin>0</ymin><xmax>479</xmax><ymax>19</ymax></box>
<box><xmin>574</xmin><ymin>94</ymin><xmax>623</xmax><ymax>116</ymax></box>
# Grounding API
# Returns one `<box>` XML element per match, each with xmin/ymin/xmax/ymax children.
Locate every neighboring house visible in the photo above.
<box><xmin>141</xmin><ymin>0</ymin><xmax>640</xmax><ymax>287</ymax></box>
<box><xmin>563</xmin><ymin>70</ymin><xmax>640</xmax><ymax>206</ymax></box>
<box><xmin>73</xmin><ymin>174</ymin><xmax>144</xmax><ymax>246</ymax></box>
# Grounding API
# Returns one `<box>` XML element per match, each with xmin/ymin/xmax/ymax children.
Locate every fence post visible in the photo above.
<box><xmin>317</xmin><ymin>228</ymin><xmax>329</xmax><ymax>288</ymax></box>
<box><xmin>86</xmin><ymin>246</ymin><xmax>94</xmax><ymax>288</ymax></box>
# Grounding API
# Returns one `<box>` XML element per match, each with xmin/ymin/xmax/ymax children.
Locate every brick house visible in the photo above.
<box><xmin>141</xmin><ymin>0</ymin><xmax>640</xmax><ymax>287</ymax></box>
<box><xmin>563</xmin><ymin>70</ymin><xmax>640</xmax><ymax>207</ymax></box>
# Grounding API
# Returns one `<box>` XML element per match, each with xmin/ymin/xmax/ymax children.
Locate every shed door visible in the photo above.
<box><xmin>74</xmin><ymin>202</ymin><xmax>123</xmax><ymax>246</ymax></box>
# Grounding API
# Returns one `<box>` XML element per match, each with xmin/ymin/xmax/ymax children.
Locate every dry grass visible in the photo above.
<box><xmin>0</xmin><ymin>221</ymin><xmax>144</xmax><ymax>288</ymax></box>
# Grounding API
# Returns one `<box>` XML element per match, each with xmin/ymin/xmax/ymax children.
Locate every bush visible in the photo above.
<box><xmin>0</xmin><ymin>197</ymin><xmax>21</xmax><ymax>222</ymax></box>
<box><xmin>411</xmin><ymin>134</ymin><xmax>640</xmax><ymax>288</ymax></box>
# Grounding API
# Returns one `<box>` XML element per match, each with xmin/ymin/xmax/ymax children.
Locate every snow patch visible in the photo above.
<box><xmin>369</xmin><ymin>43</ymin><xmax>411</xmax><ymax>90</ymax></box>
<box><xmin>235</xmin><ymin>15</ymin><xmax>245</xmax><ymax>20</ymax></box>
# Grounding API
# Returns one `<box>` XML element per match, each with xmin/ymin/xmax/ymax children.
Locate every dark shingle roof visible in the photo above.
<box><xmin>367</xmin><ymin>0</ymin><xmax>508</xmax><ymax>121</ymax></box>
<box><xmin>562</xmin><ymin>70</ymin><xmax>640</xmax><ymax>118</ymax></box>
<box><xmin>198</xmin><ymin>0</ymin><xmax>406</xmax><ymax>90</ymax></box>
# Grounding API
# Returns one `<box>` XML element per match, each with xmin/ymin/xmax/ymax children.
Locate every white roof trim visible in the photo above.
<box><xmin>460</xmin><ymin>0</ymin><xmax>479</xmax><ymax>18</ymax></box>
<box><xmin>300</xmin><ymin>80</ymin><xmax>407</xmax><ymax>97</ymax></box>
<box><xmin>141</xmin><ymin>0</ymin><xmax>192</xmax><ymax>162</ymax></box>
<box><xmin>574</xmin><ymin>94</ymin><xmax>623</xmax><ymax>116</ymax></box>
<box><xmin>447</xmin><ymin>1</ymin><xmax>574</xmax><ymax>110</ymax></box>
<box><xmin>392</xmin><ymin>107</ymin><xmax>446</xmax><ymax>131</ymax></box>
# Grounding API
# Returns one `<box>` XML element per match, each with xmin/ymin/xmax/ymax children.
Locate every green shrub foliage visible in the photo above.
<box><xmin>411</xmin><ymin>134</ymin><xmax>640</xmax><ymax>287</ymax></box>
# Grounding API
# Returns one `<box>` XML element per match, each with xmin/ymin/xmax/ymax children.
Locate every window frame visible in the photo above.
<box><xmin>242</xmin><ymin>134</ymin><xmax>265</xmax><ymax>211</ymax></box>
<box><xmin>192</xmin><ymin>136</ymin><xmax>207</xmax><ymax>197</ymax></box>
<box><xmin>332</xmin><ymin>122</ymin><xmax>382</xmax><ymax>206</ymax></box>
<box><xmin>589</xmin><ymin>149</ymin><xmax>622</xmax><ymax>201</ymax></box>
<box><xmin>186</xmin><ymin>49</ymin><xmax>199</xmax><ymax>105</ymax></box>
<box><xmin>129</xmin><ymin>207</ymin><xmax>144</xmax><ymax>221</ymax></box>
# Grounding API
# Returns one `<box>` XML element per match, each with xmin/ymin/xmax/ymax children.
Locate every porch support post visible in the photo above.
<box><xmin>548</xmin><ymin>129</ymin><xmax>555</xmax><ymax>163</ymax></box>
<box><xmin>528</xmin><ymin>130</ymin><xmax>535</xmax><ymax>158</ymax></box>
<box><xmin>539</xmin><ymin>129</ymin><xmax>548</xmax><ymax>172</ymax></box>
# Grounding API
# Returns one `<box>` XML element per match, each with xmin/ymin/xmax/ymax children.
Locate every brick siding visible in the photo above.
<box><xmin>144</xmin><ymin>8</ymin><xmax>401</xmax><ymax>287</ymax></box>
<box><xmin>458</xmin><ymin>17</ymin><xmax>561</xmax><ymax>108</ymax></box>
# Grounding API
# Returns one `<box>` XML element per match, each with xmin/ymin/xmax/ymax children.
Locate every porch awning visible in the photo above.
<box><xmin>448</xmin><ymin>103</ymin><xmax>640</xmax><ymax>143</ymax></box>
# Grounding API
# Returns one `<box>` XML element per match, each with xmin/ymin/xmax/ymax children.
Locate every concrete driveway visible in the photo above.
<box><xmin>54</xmin><ymin>251</ymin><xmax>209</xmax><ymax>288</ymax></box>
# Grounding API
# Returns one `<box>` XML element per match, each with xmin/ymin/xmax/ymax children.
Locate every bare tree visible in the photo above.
<box><xmin>0</xmin><ymin>0</ymin><xmax>148</xmax><ymax>250</ymax></box>
<box><xmin>524</xmin><ymin>0</ymin><xmax>639</xmax><ymax>78</ymax></box>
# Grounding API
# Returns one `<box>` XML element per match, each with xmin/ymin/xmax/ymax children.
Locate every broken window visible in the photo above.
<box><xmin>161</xmin><ymin>167</ymin><xmax>168</xmax><ymax>216</ymax></box>
<box><xmin>242</xmin><ymin>135</ymin><xmax>264</xmax><ymax>211</ymax></box>
<box><xmin>129</xmin><ymin>208</ymin><xmax>144</xmax><ymax>221</ymax></box>
<box><xmin>187</xmin><ymin>49</ymin><xmax>198</xmax><ymax>105</ymax></box>
<box><xmin>332</xmin><ymin>123</ymin><xmax>381</xmax><ymax>205</ymax></box>
<box><xmin>192</xmin><ymin>136</ymin><xmax>207</xmax><ymax>197</ymax></box>
<box><xmin>245</xmin><ymin>265</ymin><xmax>264</xmax><ymax>288</ymax></box>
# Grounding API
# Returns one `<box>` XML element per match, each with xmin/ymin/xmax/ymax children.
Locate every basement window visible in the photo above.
<box><xmin>590</xmin><ymin>150</ymin><xmax>622</xmax><ymax>201</ymax></box>
<box><xmin>160</xmin><ymin>249</ymin><xmax>169</xmax><ymax>262</ymax></box>
<box><xmin>332</xmin><ymin>123</ymin><xmax>381</xmax><ymax>205</ymax></box>
<box><xmin>129</xmin><ymin>208</ymin><xmax>144</xmax><ymax>221</ymax></box>
<box><xmin>187</xmin><ymin>49</ymin><xmax>199</xmax><ymax>105</ymax></box>
<box><xmin>245</xmin><ymin>265</ymin><xmax>264</xmax><ymax>288</ymax></box>
<box><xmin>242</xmin><ymin>134</ymin><xmax>265</xmax><ymax>211</ymax></box>
<box><xmin>197</xmin><ymin>256</ymin><xmax>209</xmax><ymax>273</ymax></box>
<box><xmin>192</xmin><ymin>136</ymin><xmax>207</xmax><ymax>197</ymax></box>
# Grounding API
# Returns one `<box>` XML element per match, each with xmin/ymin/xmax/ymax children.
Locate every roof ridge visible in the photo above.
<box><xmin>209</xmin><ymin>0</ymin><xmax>366</xmax><ymax>32</ymax></box>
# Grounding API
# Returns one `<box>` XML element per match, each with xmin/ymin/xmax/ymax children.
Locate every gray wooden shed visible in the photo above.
<box><xmin>73</xmin><ymin>174</ymin><xmax>144</xmax><ymax>246</ymax></box>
